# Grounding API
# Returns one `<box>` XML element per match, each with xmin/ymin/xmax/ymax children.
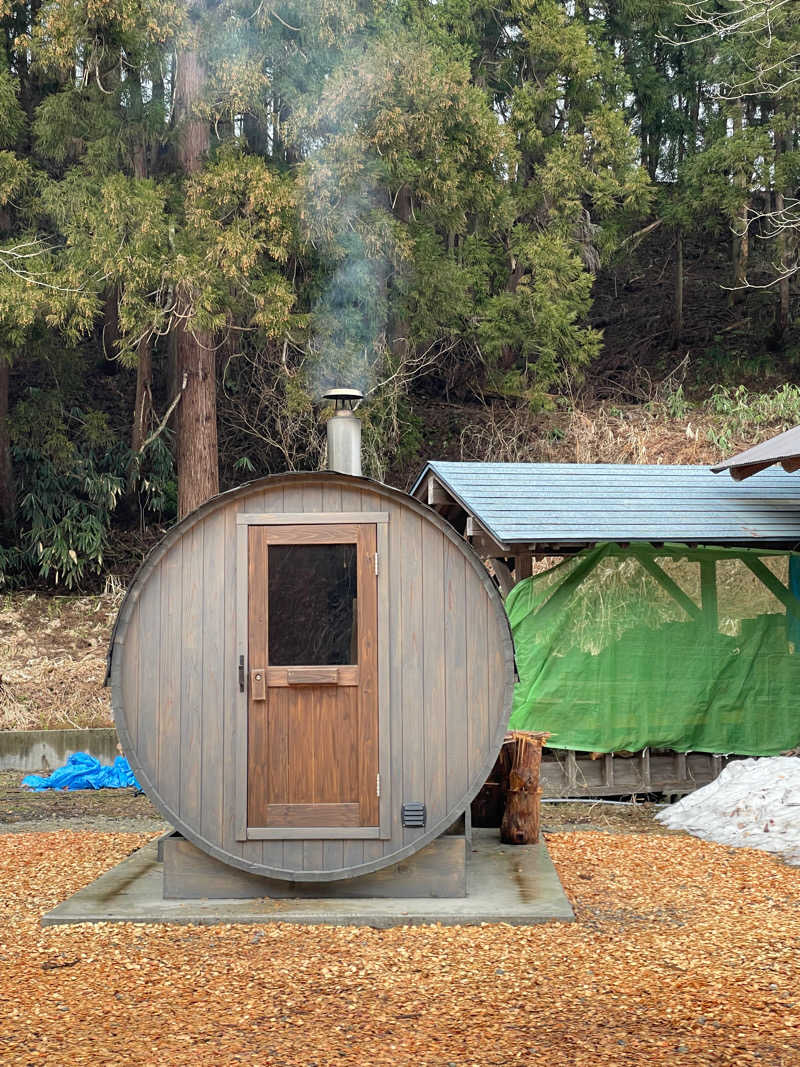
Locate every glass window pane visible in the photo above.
<box><xmin>268</xmin><ymin>543</ymin><xmax>358</xmax><ymax>666</ymax></box>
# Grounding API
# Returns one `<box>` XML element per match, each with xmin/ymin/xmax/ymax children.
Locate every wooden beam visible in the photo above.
<box><xmin>533</xmin><ymin>546</ymin><xmax>609</xmax><ymax>625</ymax></box>
<box><xmin>701</xmin><ymin>559</ymin><xmax>718</xmax><ymax>629</ymax></box>
<box><xmin>730</xmin><ymin>461</ymin><xmax>773</xmax><ymax>481</ymax></box>
<box><xmin>426</xmin><ymin>476</ymin><xmax>452</xmax><ymax>507</ymax></box>
<box><xmin>470</xmin><ymin>533</ymin><xmax>507</xmax><ymax>557</ymax></box>
<box><xmin>465</xmin><ymin>516</ymin><xmax>506</xmax><ymax>557</ymax></box>
<box><xmin>740</xmin><ymin>555</ymin><xmax>800</xmax><ymax>614</ymax></box>
<box><xmin>632</xmin><ymin>550</ymin><xmax>702</xmax><ymax>620</ymax></box>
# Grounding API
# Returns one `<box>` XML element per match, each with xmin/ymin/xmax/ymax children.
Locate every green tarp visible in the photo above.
<box><xmin>506</xmin><ymin>544</ymin><xmax>800</xmax><ymax>756</ymax></box>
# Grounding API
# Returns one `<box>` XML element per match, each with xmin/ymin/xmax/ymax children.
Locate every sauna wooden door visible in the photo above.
<box><xmin>246</xmin><ymin>522</ymin><xmax>379</xmax><ymax>831</ymax></box>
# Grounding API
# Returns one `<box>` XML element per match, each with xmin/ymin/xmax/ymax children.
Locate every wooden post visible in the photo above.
<box><xmin>500</xmin><ymin>730</ymin><xmax>550</xmax><ymax>844</ymax></box>
<box><xmin>701</xmin><ymin>559</ymin><xmax>718</xmax><ymax>631</ymax></box>
<box><xmin>515</xmin><ymin>552</ymin><xmax>533</xmax><ymax>582</ymax></box>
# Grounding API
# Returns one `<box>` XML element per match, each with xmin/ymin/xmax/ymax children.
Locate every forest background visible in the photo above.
<box><xmin>0</xmin><ymin>0</ymin><xmax>799</xmax><ymax>593</ymax></box>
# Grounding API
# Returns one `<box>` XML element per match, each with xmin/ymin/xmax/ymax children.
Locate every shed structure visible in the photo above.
<box><xmin>412</xmin><ymin>461</ymin><xmax>800</xmax><ymax>797</ymax></box>
<box><xmin>412</xmin><ymin>461</ymin><xmax>800</xmax><ymax>558</ymax></box>
<box><xmin>711</xmin><ymin>424</ymin><xmax>800</xmax><ymax>480</ymax></box>
<box><xmin>109</xmin><ymin>471</ymin><xmax>515</xmax><ymax>885</ymax></box>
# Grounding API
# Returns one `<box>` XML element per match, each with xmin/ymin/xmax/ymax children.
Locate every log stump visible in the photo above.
<box><xmin>500</xmin><ymin>730</ymin><xmax>550</xmax><ymax>845</ymax></box>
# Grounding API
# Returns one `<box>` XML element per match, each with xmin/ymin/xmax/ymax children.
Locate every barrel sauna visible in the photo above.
<box><xmin>108</xmin><ymin>471</ymin><xmax>514</xmax><ymax>882</ymax></box>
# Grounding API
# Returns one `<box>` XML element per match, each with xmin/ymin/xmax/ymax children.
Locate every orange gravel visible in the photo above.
<box><xmin>1</xmin><ymin>830</ymin><xmax>798</xmax><ymax>1066</ymax></box>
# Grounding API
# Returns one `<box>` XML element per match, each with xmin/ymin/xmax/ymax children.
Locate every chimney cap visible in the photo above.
<box><xmin>323</xmin><ymin>387</ymin><xmax>363</xmax><ymax>411</ymax></box>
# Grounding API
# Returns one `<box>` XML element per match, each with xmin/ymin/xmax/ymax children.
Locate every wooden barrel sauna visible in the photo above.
<box><xmin>108</xmin><ymin>471</ymin><xmax>515</xmax><ymax>881</ymax></box>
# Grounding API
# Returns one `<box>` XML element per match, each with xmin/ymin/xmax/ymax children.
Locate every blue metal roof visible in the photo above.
<box><xmin>412</xmin><ymin>462</ymin><xmax>800</xmax><ymax>549</ymax></box>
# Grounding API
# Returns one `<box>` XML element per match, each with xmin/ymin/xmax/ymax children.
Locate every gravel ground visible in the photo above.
<box><xmin>0</xmin><ymin>770</ymin><xmax>167</xmax><ymax>834</ymax></box>
<box><xmin>2</xmin><ymin>768</ymin><xmax>672</xmax><ymax>836</ymax></box>
<box><xmin>1</xmin><ymin>830</ymin><xmax>798</xmax><ymax>1065</ymax></box>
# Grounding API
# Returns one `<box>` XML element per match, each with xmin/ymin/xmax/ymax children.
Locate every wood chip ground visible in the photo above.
<box><xmin>1</xmin><ymin>830</ymin><xmax>798</xmax><ymax>1065</ymax></box>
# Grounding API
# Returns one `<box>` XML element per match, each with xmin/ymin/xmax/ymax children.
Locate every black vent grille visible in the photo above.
<box><xmin>401</xmin><ymin>802</ymin><xmax>426</xmax><ymax>828</ymax></box>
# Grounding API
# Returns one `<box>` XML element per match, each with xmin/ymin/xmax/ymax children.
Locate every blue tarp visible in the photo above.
<box><xmin>22</xmin><ymin>752</ymin><xmax>140</xmax><ymax>791</ymax></box>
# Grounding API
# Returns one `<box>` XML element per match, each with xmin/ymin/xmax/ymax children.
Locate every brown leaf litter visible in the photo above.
<box><xmin>0</xmin><ymin>592</ymin><xmax>118</xmax><ymax>731</ymax></box>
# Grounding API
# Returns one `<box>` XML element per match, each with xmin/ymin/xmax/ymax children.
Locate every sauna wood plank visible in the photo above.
<box><xmin>266</xmin><ymin>803</ymin><xmax>360</xmax><ymax>827</ymax></box>
<box><xmin>316</xmin><ymin>686</ymin><xmax>358</xmax><ymax>803</ymax></box>
<box><xmin>236</xmin><ymin>511</ymin><xmax>389</xmax><ymax>525</ymax></box>
<box><xmin>262</xmin><ymin>523</ymin><xmax>361</xmax><ymax>545</ymax></box>
<box><xmin>123</xmin><ymin>602</ymin><xmax>140</xmax><ymax>754</ymax></box>
<box><xmin>303</xmin><ymin>840</ymin><xmax>324</xmax><ymax>871</ymax></box>
<box><xmin>283</xmin><ymin>842</ymin><xmax>303</xmax><ymax>869</ymax></box>
<box><xmin>487</xmin><ymin>582</ymin><xmax>509</xmax><ymax>752</ymax></box>
<box><xmin>136</xmin><ymin>565</ymin><xmax>161</xmax><ymax>787</ymax></box>
<box><xmin>322</xmin><ymin>484</ymin><xmax>342</xmax><ymax>524</ymax></box>
<box><xmin>266</xmin><ymin>687</ymin><xmax>289</xmax><ymax>806</ymax></box>
<box><xmin>273</xmin><ymin>480</ymin><xmax>302</xmax><ymax>868</ymax></box>
<box><xmin>286</xmin><ymin>683</ymin><xmax>311</xmax><ymax>804</ymax></box>
<box><xmin>357</xmin><ymin>522</ymin><xmax>379</xmax><ymax>826</ymax></box>
<box><xmin>373</xmin><ymin>515</ymin><xmax>391</xmax><ymax>849</ymax></box>
<box><xmin>360</xmin><ymin>487</ymin><xmax>390</xmax><ymax>859</ymax></box>
<box><xmin>236</xmin><ymin>489</ymin><xmax>267</xmax><ymax>850</ymax></box>
<box><xmin>444</xmin><ymin>542</ymin><xmax>468</xmax><ymax>808</ymax></box>
<box><xmin>223</xmin><ymin>502</ymin><xmax>246</xmax><ymax>856</ymax></box>
<box><xmin>157</xmin><ymin>539</ymin><xmax>183</xmax><ymax>814</ymax></box>
<box><xmin>401</xmin><ymin>510</ymin><xmax>425</xmax><ymax>848</ymax></box>
<box><xmin>422</xmin><ymin>520</ymin><xmax>446</xmax><ymax>823</ymax></box>
<box><xmin>243</xmin><ymin>490</ymin><xmax>269</xmax><ymax>863</ymax></box>
<box><xmin>466</xmin><ymin>582</ymin><xmax>490</xmax><ymax>789</ymax></box>
<box><xmin>200</xmin><ymin>509</ymin><xmax>225</xmax><ymax>844</ymax></box>
<box><xmin>385</xmin><ymin>500</ymin><xmax>404</xmax><ymax>855</ymax></box>
<box><xmin>302</xmin><ymin>482</ymin><xmax>323</xmax><ymax>515</ymax></box>
<box><xmin>245</xmin><ymin>825</ymin><xmax>383</xmax><ymax>840</ymax></box>
<box><xmin>343</xmin><ymin>840</ymin><xmax>365</xmax><ymax>867</ymax></box>
<box><xmin>247</xmin><ymin>526</ymin><xmax>269</xmax><ymax>826</ymax></box>
<box><xmin>323</xmin><ymin>841</ymin><xmax>344</xmax><ymax>870</ymax></box>
<box><xmin>180</xmin><ymin>524</ymin><xmax>203</xmax><ymax>825</ymax></box>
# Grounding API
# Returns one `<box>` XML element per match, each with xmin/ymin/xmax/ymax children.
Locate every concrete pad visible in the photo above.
<box><xmin>42</xmin><ymin>828</ymin><xmax>574</xmax><ymax>928</ymax></box>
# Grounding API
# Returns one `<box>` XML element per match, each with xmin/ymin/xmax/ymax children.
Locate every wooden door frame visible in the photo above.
<box><xmin>235</xmin><ymin>512</ymin><xmax>391</xmax><ymax>842</ymax></box>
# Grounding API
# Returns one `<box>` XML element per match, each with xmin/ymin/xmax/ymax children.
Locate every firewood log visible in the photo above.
<box><xmin>500</xmin><ymin>730</ymin><xmax>549</xmax><ymax>844</ymax></box>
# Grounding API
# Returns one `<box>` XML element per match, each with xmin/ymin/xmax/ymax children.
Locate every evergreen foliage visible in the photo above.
<box><xmin>0</xmin><ymin>0</ymin><xmax>796</xmax><ymax>585</ymax></box>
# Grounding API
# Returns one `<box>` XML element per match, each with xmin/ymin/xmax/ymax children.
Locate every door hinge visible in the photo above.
<box><xmin>374</xmin><ymin>551</ymin><xmax>379</xmax><ymax>576</ymax></box>
<box><xmin>376</xmin><ymin>773</ymin><xmax>381</xmax><ymax>798</ymax></box>
<box><xmin>238</xmin><ymin>655</ymin><xmax>245</xmax><ymax>693</ymax></box>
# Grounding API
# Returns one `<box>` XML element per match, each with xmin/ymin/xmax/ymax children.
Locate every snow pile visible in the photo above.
<box><xmin>656</xmin><ymin>757</ymin><xmax>800</xmax><ymax>866</ymax></box>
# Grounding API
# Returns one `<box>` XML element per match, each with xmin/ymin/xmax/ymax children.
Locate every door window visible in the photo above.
<box><xmin>267</xmin><ymin>542</ymin><xmax>358</xmax><ymax>666</ymax></box>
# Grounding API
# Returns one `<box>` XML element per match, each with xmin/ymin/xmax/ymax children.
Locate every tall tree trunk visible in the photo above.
<box><xmin>673</xmin><ymin>226</ymin><xmax>684</xmax><ymax>346</ymax></box>
<box><xmin>776</xmin><ymin>130</ymin><xmax>790</xmax><ymax>337</ymax></box>
<box><xmin>731</xmin><ymin>100</ymin><xmax>749</xmax><ymax>298</ymax></box>
<box><xmin>174</xmin><ymin>19</ymin><xmax>218</xmax><ymax>518</ymax></box>
<box><xmin>0</xmin><ymin>357</ymin><xmax>14</xmax><ymax>536</ymax></box>
<box><xmin>389</xmin><ymin>185</ymin><xmax>412</xmax><ymax>362</ymax></box>
<box><xmin>126</xmin><ymin>66</ymin><xmax>152</xmax><ymax>489</ymax></box>
<box><xmin>130</xmin><ymin>338</ymin><xmax>154</xmax><ymax>458</ymax></box>
<box><xmin>776</xmin><ymin>187</ymin><xmax>790</xmax><ymax>337</ymax></box>
<box><xmin>128</xmin><ymin>67</ymin><xmax>148</xmax><ymax>181</ymax></box>
<box><xmin>103</xmin><ymin>286</ymin><xmax>120</xmax><ymax>361</ymax></box>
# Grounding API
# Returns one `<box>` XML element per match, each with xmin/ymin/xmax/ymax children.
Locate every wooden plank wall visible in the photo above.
<box><xmin>118</xmin><ymin>476</ymin><xmax>511</xmax><ymax>879</ymax></box>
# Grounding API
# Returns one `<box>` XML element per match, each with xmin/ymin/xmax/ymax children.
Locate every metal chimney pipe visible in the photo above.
<box><xmin>323</xmin><ymin>388</ymin><xmax>363</xmax><ymax>477</ymax></box>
